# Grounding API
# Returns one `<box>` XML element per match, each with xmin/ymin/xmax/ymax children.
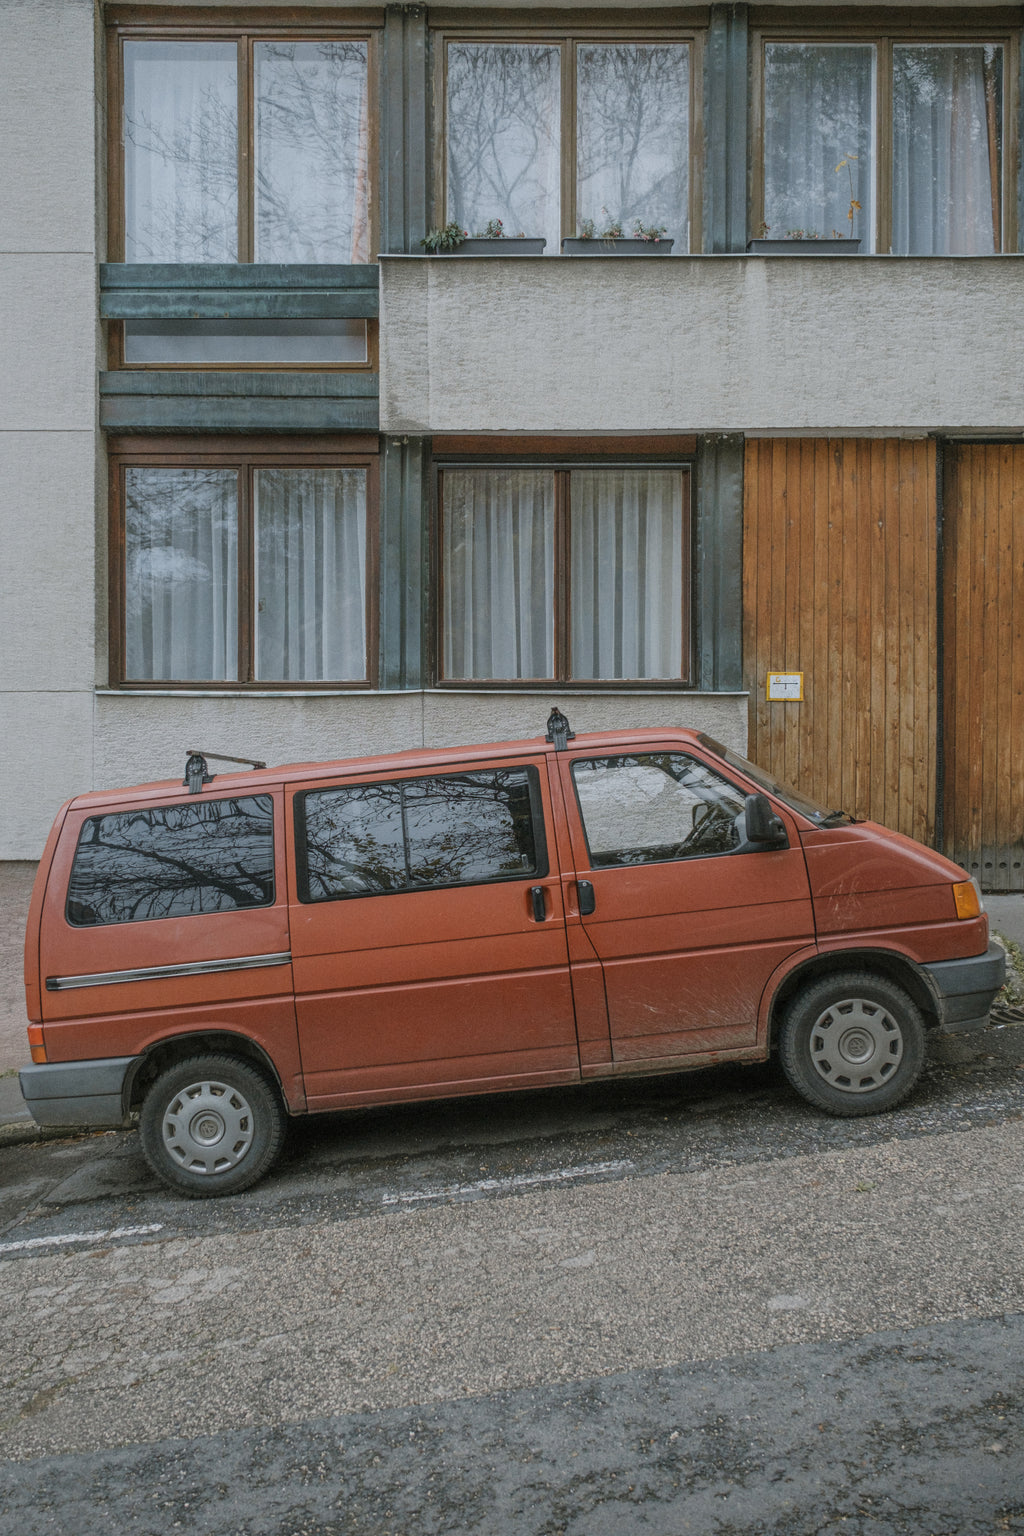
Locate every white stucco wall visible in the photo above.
<box><xmin>380</xmin><ymin>255</ymin><xmax>1024</xmax><ymax>436</ymax></box>
<box><xmin>1</xmin><ymin>0</ymin><xmax>98</xmax><ymax>858</ymax></box>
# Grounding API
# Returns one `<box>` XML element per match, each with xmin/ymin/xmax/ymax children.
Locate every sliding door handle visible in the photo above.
<box><xmin>577</xmin><ymin>880</ymin><xmax>596</xmax><ymax>916</ymax></box>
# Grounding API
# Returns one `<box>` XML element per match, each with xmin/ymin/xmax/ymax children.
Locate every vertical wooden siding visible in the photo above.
<box><xmin>743</xmin><ymin>439</ymin><xmax>937</xmax><ymax>844</ymax></box>
<box><xmin>944</xmin><ymin>445</ymin><xmax>1024</xmax><ymax>889</ymax></box>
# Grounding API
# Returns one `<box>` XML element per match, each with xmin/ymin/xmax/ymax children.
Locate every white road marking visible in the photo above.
<box><xmin>0</xmin><ymin>1223</ymin><xmax>163</xmax><ymax>1256</ymax></box>
<box><xmin>382</xmin><ymin>1159</ymin><xmax>633</xmax><ymax>1206</ymax></box>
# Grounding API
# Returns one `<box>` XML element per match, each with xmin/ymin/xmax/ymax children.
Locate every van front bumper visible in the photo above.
<box><xmin>920</xmin><ymin>942</ymin><xmax>1007</xmax><ymax>1033</ymax></box>
<box><xmin>19</xmin><ymin>1057</ymin><xmax>138</xmax><ymax>1128</ymax></box>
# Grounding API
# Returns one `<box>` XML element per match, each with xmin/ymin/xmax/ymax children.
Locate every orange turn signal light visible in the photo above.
<box><xmin>27</xmin><ymin>1025</ymin><xmax>46</xmax><ymax>1064</ymax></box>
<box><xmin>952</xmin><ymin>879</ymin><xmax>982</xmax><ymax>920</ymax></box>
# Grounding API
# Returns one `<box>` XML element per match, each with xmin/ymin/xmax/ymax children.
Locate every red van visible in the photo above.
<box><xmin>19</xmin><ymin>712</ymin><xmax>1004</xmax><ymax>1196</ymax></box>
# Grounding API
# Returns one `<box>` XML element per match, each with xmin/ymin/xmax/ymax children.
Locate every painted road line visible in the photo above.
<box><xmin>382</xmin><ymin>1159</ymin><xmax>634</xmax><ymax>1206</ymax></box>
<box><xmin>0</xmin><ymin>1223</ymin><xmax>163</xmax><ymax>1256</ymax></box>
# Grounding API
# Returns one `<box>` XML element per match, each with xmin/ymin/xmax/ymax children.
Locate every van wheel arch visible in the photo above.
<box><xmin>768</xmin><ymin>950</ymin><xmax>939</xmax><ymax>1049</ymax></box>
<box><xmin>126</xmin><ymin>1032</ymin><xmax>285</xmax><ymax>1115</ymax></box>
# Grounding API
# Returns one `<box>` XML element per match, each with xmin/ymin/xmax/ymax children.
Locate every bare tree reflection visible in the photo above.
<box><xmin>577</xmin><ymin>45</ymin><xmax>689</xmax><ymax>236</ymax></box>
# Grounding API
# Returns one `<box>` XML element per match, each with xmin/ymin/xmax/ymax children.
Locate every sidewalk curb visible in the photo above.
<box><xmin>0</xmin><ymin>1120</ymin><xmax>100</xmax><ymax>1150</ymax></box>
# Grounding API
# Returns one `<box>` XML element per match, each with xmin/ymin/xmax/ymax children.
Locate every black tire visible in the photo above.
<box><xmin>779</xmin><ymin>971</ymin><xmax>926</xmax><ymax>1117</ymax></box>
<box><xmin>139</xmin><ymin>1053</ymin><xmax>286</xmax><ymax>1197</ymax></box>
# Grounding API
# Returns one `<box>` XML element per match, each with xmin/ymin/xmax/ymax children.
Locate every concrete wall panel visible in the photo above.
<box><xmin>0</xmin><ymin>693</ymin><xmax>94</xmax><ymax>859</ymax></box>
<box><xmin>0</xmin><ymin>433</ymin><xmax>97</xmax><ymax>691</ymax></box>
<box><xmin>0</xmin><ymin>0</ymin><xmax>96</xmax><ymax>253</ymax></box>
<box><xmin>380</xmin><ymin>256</ymin><xmax>1024</xmax><ymax>436</ymax></box>
<box><xmin>0</xmin><ymin>257</ymin><xmax>97</xmax><ymax>430</ymax></box>
<box><xmin>420</xmin><ymin>692</ymin><xmax>748</xmax><ymax>755</ymax></box>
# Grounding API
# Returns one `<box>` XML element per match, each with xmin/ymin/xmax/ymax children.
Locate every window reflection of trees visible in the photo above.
<box><xmin>302</xmin><ymin>770</ymin><xmax>539</xmax><ymax>899</ymax></box>
<box><xmin>67</xmin><ymin>796</ymin><xmax>275</xmax><ymax>926</ymax></box>
<box><xmin>573</xmin><ymin>754</ymin><xmax>744</xmax><ymax>865</ymax></box>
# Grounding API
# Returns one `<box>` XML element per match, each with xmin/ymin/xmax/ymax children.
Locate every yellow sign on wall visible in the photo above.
<box><xmin>766</xmin><ymin>672</ymin><xmax>804</xmax><ymax>701</ymax></box>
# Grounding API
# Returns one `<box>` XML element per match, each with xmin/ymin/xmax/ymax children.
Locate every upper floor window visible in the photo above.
<box><xmin>758</xmin><ymin>34</ymin><xmax>1007</xmax><ymax>254</ymax></box>
<box><xmin>442</xmin><ymin>35</ymin><xmax>695</xmax><ymax>252</ymax></box>
<box><xmin>114</xmin><ymin>29</ymin><xmax>372</xmax><ymax>262</ymax></box>
<box><xmin>109</xmin><ymin>440</ymin><xmax>377</xmax><ymax>688</ymax></box>
<box><xmin>438</xmin><ymin>463</ymin><xmax>691</xmax><ymax>685</ymax></box>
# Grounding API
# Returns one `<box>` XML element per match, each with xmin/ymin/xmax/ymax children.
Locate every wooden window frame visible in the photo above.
<box><xmin>106</xmin><ymin>11</ymin><xmax>382</xmax><ymax>265</ymax></box>
<box><xmin>430</xmin><ymin>15</ymin><xmax>706</xmax><ymax>251</ymax></box>
<box><xmin>751</xmin><ymin>11</ymin><xmax>1020</xmax><ymax>254</ymax></box>
<box><xmin>108</xmin><ymin>434</ymin><xmax>380</xmax><ymax>690</ymax></box>
<box><xmin>433</xmin><ymin>455</ymin><xmax>694</xmax><ymax>690</ymax></box>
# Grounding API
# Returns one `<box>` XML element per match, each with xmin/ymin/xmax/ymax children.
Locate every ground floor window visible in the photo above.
<box><xmin>109</xmin><ymin>440</ymin><xmax>377</xmax><ymax>687</ymax></box>
<box><xmin>438</xmin><ymin>463</ymin><xmax>692</xmax><ymax>684</ymax></box>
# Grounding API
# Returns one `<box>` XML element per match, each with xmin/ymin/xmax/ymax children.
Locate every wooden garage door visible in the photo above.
<box><xmin>743</xmin><ymin>438</ymin><xmax>938</xmax><ymax>845</ymax></box>
<box><xmin>944</xmin><ymin>445</ymin><xmax>1024</xmax><ymax>890</ymax></box>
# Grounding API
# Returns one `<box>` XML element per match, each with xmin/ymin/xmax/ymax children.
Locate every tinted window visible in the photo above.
<box><xmin>299</xmin><ymin>769</ymin><xmax>543</xmax><ymax>900</ymax></box>
<box><xmin>67</xmin><ymin>796</ymin><xmax>275</xmax><ymax>925</ymax></box>
<box><xmin>572</xmin><ymin>754</ymin><xmax>746</xmax><ymax>866</ymax></box>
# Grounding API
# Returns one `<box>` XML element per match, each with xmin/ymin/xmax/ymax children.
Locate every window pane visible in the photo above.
<box><xmin>577</xmin><ymin>44</ymin><xmax>690</xmax><ymax>248</ymax></box>
<box><xmin>123</xmin><ymin>41</ymin><xmax>238</xmax><ymax>262</ymax></box>
<box><xmin>300</xmin><ymin>770</ymin><xmax>539</xmax><ymax>900</ymax></box>
<box><xmin>123</xmin><ymin>318</ymin><xmax>369</xmax><ymax>365</ymax></box>
<box><xmin>446</xmin><ymin>44</ymin><xmax>561</xmax><ymax>251</ymax></box>
<box><xmin>763</xmin><ymin>44</ymin><xmax>875</xmax><ymax>246</ymax></box>
<box><xmin>255</xmin><ymin>41</ymin><xmax>370</xmax><ymax>263</ymax></box>
<box><xmin>572</xmin><ymin>754</ymin><xmax>744</xmax><ymax>867</ymax></box>
<box><xmin>125</xmin><ymin>467</ymin><xmax>238</xmax><ymax>681</ymax></box>
<box><xmin>570</xmin><ymin>469</ymin><xmax>685</xmax><ymax>680</ymax></box>
<box><xmin>67</xmin><ymin>796</ymin><xmax>274</xmax><ymax>925</ymax></box>
<box><xmin>893</xmin><ymin>45</ymin><xmax>1002</xmax><ymax>255</ymax></box>
<box><xmin>254</xmin><ymin>469</ymin><xmax>367</xmax><ymax>682</ymax></box>
<box><xmin>442</xmin><ymin>469</ymin><xmax>555</xmax><ymax>680</ymax></box>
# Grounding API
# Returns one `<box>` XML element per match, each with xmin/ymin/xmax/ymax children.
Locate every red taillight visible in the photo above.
<box><xmin>27</xmin><ymin>1025</ymin><xmax>46</xmax><ymax>1064</ymax></box>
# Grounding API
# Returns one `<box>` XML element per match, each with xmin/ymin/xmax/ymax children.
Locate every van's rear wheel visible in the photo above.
<box><xmin>140</xmin><ymin>1054</ymin><xmax>286</xmax><ymax>1197</ymax></box>
<box><xmin>779</xmin><ymin>972</ymin><xmax>926</xmax><ymax>1116</ymax></box>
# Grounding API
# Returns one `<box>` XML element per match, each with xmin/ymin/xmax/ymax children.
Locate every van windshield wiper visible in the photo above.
<box><xmin>818</xmin><ymin>809</ymin><xmax>858</xmax><ymax>827</ymax></box>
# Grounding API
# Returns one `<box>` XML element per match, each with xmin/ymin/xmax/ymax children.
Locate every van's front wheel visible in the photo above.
<box><xmin>140</xmin><ymin>1054</ymin><xmax>286</xmax><ymax>1197</ymax></box>
<box><xmin>779</xmin><ymin>973</ymin><xmax>926</xmax><ymax>1116</ymax></box>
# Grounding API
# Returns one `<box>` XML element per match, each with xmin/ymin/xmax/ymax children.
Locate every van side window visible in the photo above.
<box><xmin>66</xmin><ymin>795</ymin><xmax>275</xmax><ymax>925</ymax></box>
<box><xmin>298</xmin><ymin>768</ymin><xmax>545</xmax><ymax>900</ymax></box>
<box><xmin>572</xmin><ymin>754</ymin><xmax>746</xmax><ymax>866</ymax></box>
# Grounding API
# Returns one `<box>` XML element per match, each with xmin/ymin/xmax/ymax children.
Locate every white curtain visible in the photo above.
<box><xmin>442</xmin><ymin>469</ymin><xmax>554</xmax><ymax>679</ymax></box>
<box><xmin>125</xmin><ymin>468</ymin><xmax>238</xmax><ymax>680</ymax></box>
<box><xmin>254</xmin><ymin>469</ymin><xmax>367</xmax><ymax>682</ymax></box>
<box><xmin>570</xmin><ymin>469</ymin><xmax>684</xmax><ymax>679</ymax></box>
<box><xmin>892</xmin><ymin>45</ymin><xmax>1002</xmax><ymax>255</ymax></box>
<box><xmin>123</xmin><ymin>41</ymin><xmax>238</xmax><ymax>263</ymax></box>
<box><xmin>446</xmin><ymin>44</ymin><xmax>561</xmax><ymax>250</ymax></box>
<box><xmin>763</xmin><ymin>44</ymin><xmax>875</xmax><ymax>244</ymax></box>
<box><xmin>576</xmin><ymin>44</ymin><xmax>690</xmax><ymax>246</ymax></box>
<box><xmin>255</xmin><ymin>41</ymin><xmax>369</xmax><ymax>263</ymax></box>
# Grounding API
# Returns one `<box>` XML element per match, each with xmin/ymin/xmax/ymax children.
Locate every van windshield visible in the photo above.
<box><xmin>698</xmin><ymin>735</ymin><xmax>855</xmax><ymax>826</ymax></box>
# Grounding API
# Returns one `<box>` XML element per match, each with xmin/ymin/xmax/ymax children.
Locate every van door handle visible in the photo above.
<box><xmin>577</xmin><ymin>880</ymin><xmax>596</xmax><ymax>916</ymax></box>
<box><xmin>529</xmin><ymin>886</ymin><xmax>547</xmax><ymax>922</ymax></box>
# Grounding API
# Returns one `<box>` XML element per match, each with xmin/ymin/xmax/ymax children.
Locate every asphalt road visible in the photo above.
<box><xmin>1</xmin><ymin>1025</ymin><xmax>1023</xmax><ymax>1535</ymax></box>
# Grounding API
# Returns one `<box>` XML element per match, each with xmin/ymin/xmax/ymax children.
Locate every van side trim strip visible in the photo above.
<box><xmin>45</xmin><ymin>952</ymin><xmax>292</xmax><ymax>992</ymax></box>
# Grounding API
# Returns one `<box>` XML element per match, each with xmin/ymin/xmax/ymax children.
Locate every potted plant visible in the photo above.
<box><xmin>748</xmin><ymin>155</ymin><xmax>863</xmax><ymax>255</ymax></box>
<box><xmin>422</xmin><ymin>218</ymin><xmax>546</xmax><ymax>256</ymax></box>
<box><xmin>562</xmin><ymin>213</ymin><xmax>674</xmax><ymax>256</ymax></box>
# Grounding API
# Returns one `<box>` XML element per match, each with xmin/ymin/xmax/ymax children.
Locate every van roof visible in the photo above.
<box><xmin>67</xmin><ymin>726</ymin><xmax>710</xmax><ymax>810</ymax></box>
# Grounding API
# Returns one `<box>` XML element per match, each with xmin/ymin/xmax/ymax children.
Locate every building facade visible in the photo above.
<box><xmin>2</xmin><ymin>0</ymin><xmax>1022</xmax><ymax>888</ymax></box>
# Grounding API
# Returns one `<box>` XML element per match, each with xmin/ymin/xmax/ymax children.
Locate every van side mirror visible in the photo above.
<box><xmin>744</xmin><ymin>793</ymin><xmax>788</xmax><ymax>849</ymax></box>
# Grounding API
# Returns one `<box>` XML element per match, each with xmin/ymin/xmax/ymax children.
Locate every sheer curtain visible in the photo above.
<box><xmin>570</xmin><ymin>469</ymin><xmax>684</xmax><ymax>679</ymax></box>
<box><xmin>254</xmin><ymin>469</ymin><xmax>367</xmax><ymax>682</ymax></box>
<box><xmin>442</xmin><ymin>469</ymin><xmax>554</xmax><ymax>679</ymax></box>
<box><xmin>446</xmin><ymin>44</ymin><xmax>561</xmax><ymax>249</ymax></box>
<box><xmin>123</xmin><ymin>41</ymin><xmax>238</xmax><ymax>262</ymax></box>
<box><xmin>763</xmin><ymin>44</ymin><xmax>875</xmax><ymax>245</ymax></box>
<box><xmin>892</xmin><ymin>45</ymin><xmax>1002</xmax><ymax>255</ymax></box>
<box><xmin>576</xmin><ymin>44</ymin><xmax>690</xmax><ymax>246</ymax></box>
<box><xmin>125</xmin><ymin>468</ymin><xmax>238</xmax><ymax>680</ymax></box>
<box><xmin>255</xmin><ymin>41</ymin><xmax>369</xmax><ymax>263</ymax></box>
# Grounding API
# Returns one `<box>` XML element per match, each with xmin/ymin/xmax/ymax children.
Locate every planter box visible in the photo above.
<box><xmin>747</xmin><ymin>238</ymin><xmax>862</xmax><ymax>256</ymax></box>
<box><xmin>433</xmin><ymin>238</ymin><xmax>547</xmax><ymax>255</ymax></box>
<box><xmin>561</xmin><ymin>237</ymin><xmax>675</xmax><ymax>256</ymax></box>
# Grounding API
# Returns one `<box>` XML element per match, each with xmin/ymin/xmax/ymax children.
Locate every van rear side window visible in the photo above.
<box><xmin>66</xmin><ymin>795</ymin><xmax>275</xmax><ymax>925</ymax></box>
<box><xmin>297</xmin><ymin>768</ymin><xmax>545</xmax><ymax>900</ymax></box>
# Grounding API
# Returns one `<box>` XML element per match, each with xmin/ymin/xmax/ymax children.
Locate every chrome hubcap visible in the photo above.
<box><xmin>810</xmin><ymin>998</ymin><xmax>903</xmax><ymax>1093</ymax></box>
<box><xmin>162</xmin><ymin>1080</ymin><xmax>254</xmax><ymax>1175</ymax></box>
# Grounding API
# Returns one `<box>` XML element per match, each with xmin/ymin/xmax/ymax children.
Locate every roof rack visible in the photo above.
<box><xmin>183</xmin><ymin>750</ymin><xmax>267</xmax><ymax>796</ymax></box>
